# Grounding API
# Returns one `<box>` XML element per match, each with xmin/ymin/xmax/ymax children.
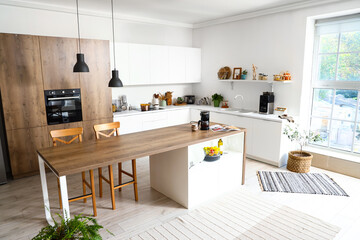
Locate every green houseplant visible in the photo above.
<box><xmin>241</xmin><ymin>69</ymin><xmax>248</xmax><ymax>80</ymax></box>
<box><xmin>211</xmin><ymin>93</ymin><xmax>224</xmax><ymax>107</ymax></box>
<box><xmin>32</xmin><ymin>213</ymin><xmax>108</xmax><ymax>240</ymax></box>
<box><xmin>283</xmin><ymin>123</ymin><xmax>322</xmax><ymax>173</ymax></box>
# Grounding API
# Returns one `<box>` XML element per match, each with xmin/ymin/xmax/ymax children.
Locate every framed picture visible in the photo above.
<box><xmin>233</xmin><ymin>68</ymin><xmax>242</xmax><ymax>80</ymax></box>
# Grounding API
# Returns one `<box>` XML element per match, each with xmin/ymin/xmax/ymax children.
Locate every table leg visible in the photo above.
<box><xmin>242</xmin><ymin>131</ymin><xmax>247</xmax><ymax>185</ymax></box>
<box><xmin>59</xmin><ymin>175</ymin><xmax>70</xmax><ymax>221</ymax></box>
<box><xmin>38</xmin><ymin>155</ymin><xmax>54</xmax><ymax>226</ymax></box>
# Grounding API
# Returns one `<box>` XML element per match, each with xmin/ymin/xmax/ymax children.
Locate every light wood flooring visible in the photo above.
<box><xmin>0</xmin><ymin>157</ymin><xmax>359</xmax><ymax>240</ymax></box>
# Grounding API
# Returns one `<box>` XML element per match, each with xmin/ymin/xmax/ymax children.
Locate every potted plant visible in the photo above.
<box><xmin>211</xmin><ymin>93</ymin><xmax>224</xmax><ymax>107</ymax></box>
<box><xmin>32</xmin><ymin>213</ymin><xmax>110</xmax><ymax>240</ymax></box>
<box><xmin>283</xmin><ymin>123</ymin><xmax>323</xmax><ymax>173</ymax></box>
<box><xmin>241</xmin><ymin>70</ymin><xmax>248</xmax><ymax>80</ymax></box>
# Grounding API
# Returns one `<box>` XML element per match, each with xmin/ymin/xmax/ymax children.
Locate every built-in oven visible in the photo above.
<box><xmin>44</xmin><ymin>89</ymin><xmax>82</xmax><ymax>125</ymax></box>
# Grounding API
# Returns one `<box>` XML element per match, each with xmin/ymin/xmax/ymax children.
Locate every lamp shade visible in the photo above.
<box><xmin>73</xmin><ymin>53</ymin><xmax>89</xmax><ymax>72</ymax></box>
<box><xmin>108</xmin><ymin>69</ymin><xmax>123</xmax><ymax>87</ymax></box>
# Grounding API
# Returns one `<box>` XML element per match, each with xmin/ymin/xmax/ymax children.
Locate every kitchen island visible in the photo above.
<box><xmin>37</xmin><ymin>123</ymin><xmax>246</xmax><ymax>224</ymax></box>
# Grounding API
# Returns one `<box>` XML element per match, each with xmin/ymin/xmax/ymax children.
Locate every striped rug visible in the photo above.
<box><xmin>257</xmin><ymin>171</ymin><xmax>349</xmax><ymax>197</ymax></box>
<box><xmin>130</xmin><ymin>189</ymin><xmax>340</xmax><ymax>240</ymax></box>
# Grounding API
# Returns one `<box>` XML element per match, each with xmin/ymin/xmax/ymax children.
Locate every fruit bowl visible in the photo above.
<box><xmin>203</xmin><ymin>146</ymin><xmax>222</xmax><ymax>162</ymax></box>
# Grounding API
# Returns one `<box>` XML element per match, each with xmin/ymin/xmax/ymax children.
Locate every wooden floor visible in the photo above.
<box><xmin>0</xmin><ymin>157</ymin><xmax>359</xmax><ymax>240</ymax></box>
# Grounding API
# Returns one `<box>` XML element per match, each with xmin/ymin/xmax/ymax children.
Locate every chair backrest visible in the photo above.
<box><xmin>93</xmin><ymin>122</ymin><xmax>120</xmax><ymax>140</ymax></box>
<box><xmin>50</xmin><ymin>127</ymin><xmax>83</xmax><ymax>147</ymax></box>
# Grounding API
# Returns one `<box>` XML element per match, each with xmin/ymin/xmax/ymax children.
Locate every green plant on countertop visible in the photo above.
<box><xmin>283</xmin><ymin>123</ymin><xmax>323</xmax><ymax>155</ymax></box>
<box><xmin>32</xmin><ymin>213</ymin><xmax>111</xmax><ymax>240</ymax></box>
<box><xmin>241</xmin><ymin>69</ymin><xmax>248</xmax><ymax>79</ymax></box>
<box><xmin>177</xmin><ymin>97</ymin><xmax>184</xmax><ymax>104</ymax></box>
<box><xmin>211</xmin><ymin>93</ymin><xmax>224</xmax><ymax>107</ymax></box>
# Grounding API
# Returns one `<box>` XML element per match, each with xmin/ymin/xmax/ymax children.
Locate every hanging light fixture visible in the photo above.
<box><xmin>73</xmin><ymin>0</ymin><xmax>89</xmax><ymax>72</ymax></box>
<box><xmin>108</xmin><ymin>0</ymin><xmax>123</xmax><ymax>87</ymax></box>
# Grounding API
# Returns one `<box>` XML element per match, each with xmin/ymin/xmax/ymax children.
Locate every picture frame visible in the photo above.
<box><xmin>233</xmin><ymin>68</ymin><xmax>242</xmax><ymax>80</ymax></box>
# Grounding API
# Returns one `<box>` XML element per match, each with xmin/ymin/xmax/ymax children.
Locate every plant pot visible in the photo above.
<box><xmin>240</xmin><ymin>74</ymin><xmax>247</xmax><ymax>80</ymax></box>
<box><xmin>287</xmin><ymin>151</ymin><xmax>313</xmax><ymax>173</ymax></box>
<box><xmin>213</xmin><ymin>100</ymin><xmax>220</xmax><ymax>107</ymax></box>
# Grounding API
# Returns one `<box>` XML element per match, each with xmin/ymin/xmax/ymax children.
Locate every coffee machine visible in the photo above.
<box><xmin>198</xmin><ymin>111</ymin><xmax>210</xmax><ymax>130</ymax></box>
<box><xmin>259</xmin><ymin>92</ymin><xmax>275</xmax><ymax>114</ymax></box>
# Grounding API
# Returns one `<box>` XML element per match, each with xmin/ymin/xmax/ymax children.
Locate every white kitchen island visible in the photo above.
<box><xmin>150</xmin><ymin>132</ymin><xmax>244</xmax><ymax>209</ymax></box>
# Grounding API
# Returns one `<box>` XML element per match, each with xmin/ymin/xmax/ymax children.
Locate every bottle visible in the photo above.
<box><xmin>218</xmin><ymin>139</ymin><xmax>223</xmax><ymax>155</ymax></box>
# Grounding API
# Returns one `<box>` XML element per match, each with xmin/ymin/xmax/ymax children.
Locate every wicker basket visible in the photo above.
<box><xmin>287</xmin><ymin>151</ymin><xmax>313</xmax><ymax>173</ymax></box>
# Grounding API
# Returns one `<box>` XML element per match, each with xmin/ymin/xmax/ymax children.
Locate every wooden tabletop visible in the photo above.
<box><xmin>38</xmin><ymin>123</ymin><xmax>246</xmax><ymax>176</ymax></box>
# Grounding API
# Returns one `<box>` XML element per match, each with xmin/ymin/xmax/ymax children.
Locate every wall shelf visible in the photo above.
<box><xmin>219</xmin><ymin>79</ymin><xmax>292</xmax><ymax>90</ymax></box>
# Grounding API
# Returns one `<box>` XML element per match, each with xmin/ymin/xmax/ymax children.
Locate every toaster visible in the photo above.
<box><xmin>184</xmin><ymin>95</ymin><xmax>195</xmax><ymax>104</ymax></box>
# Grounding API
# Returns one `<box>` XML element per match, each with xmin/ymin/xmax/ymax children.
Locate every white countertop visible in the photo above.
<box><xmin>113</xmin><ymin>105</ymin><xmax>285</xmax><ymax>123</ymax></box>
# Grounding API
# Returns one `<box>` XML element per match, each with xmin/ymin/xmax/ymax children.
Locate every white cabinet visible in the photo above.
<box><xmin>168</xmin><ymin>109</ymin><xmax>190</xmax><ymax>126</ymax></box>
<box><xmin>142</xmin><ymin>112</ymin><xmax>168</xmax><ymax>131</ymax></box>
<box><xmin>114</xmin><ymin>115</ymin><xmax>142</xmax><ymax>135</ymax></box>
<box><xmin>129</xmin><ymin>44</ymin><xmax>150</xmax><ymax>85</ymax></box>
<box><xmin>190</xmin><ymin>109</ymin><xmax>201</xmax><ymax>121</ymax></box>
<box><xmin>186</xmin><ymin>48</ymin><xmax>201</xmax><ymax>83</ymax></box>
<box><xmin>150</xmin><ymin>45</ymin><xmax>169</xmax><ymax>84</ymax></box>
<box><xmin>114</xmin><ymin>43</ymin><xmax>201</xmax><ymax>85</ymax></box>
<box><xmin>169</xmin><ymin>47</ymin><xmax>186</xmax><ymax>83</ymax></box>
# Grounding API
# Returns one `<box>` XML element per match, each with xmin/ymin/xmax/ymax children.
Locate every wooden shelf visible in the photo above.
<box><xmin>219</xmin><ymin>79</ymin><xmax>292</xmax><ymax>83</ymax></box>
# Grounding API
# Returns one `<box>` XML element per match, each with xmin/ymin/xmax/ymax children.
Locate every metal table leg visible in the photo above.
<box><xmin>38</xmin><ymin>154</ymin><xmax>70</xmax><ymax>225</ymax></box>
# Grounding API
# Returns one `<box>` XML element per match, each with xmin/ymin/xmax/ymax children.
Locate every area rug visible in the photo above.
<box><xmin>130</xmin><ymin>189</ymin><xmax>340</xmax><ymax>240</ymax></box>
<box><xmin>257</xmin><ymin>171</ymin><xmax>349</xmax><ymax>197</ymax></box>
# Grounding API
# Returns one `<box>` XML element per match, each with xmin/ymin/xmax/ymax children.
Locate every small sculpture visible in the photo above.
<box><xmin>252</xmin><ymin>64</ymin><xmax>258</xmax><ymax>80</ymax></box>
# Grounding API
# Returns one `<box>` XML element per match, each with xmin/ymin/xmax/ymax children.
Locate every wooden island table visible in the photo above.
<box><xmin>37</xmin><ymin>123</ymin><xmax>246</xmax><ymax>225</ymax></box>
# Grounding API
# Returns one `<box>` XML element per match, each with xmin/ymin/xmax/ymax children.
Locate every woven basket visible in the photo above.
<box><xmin>287</xmin><ymin>151</ymin><xmax>313</xmax><ymax>173</ymax></box>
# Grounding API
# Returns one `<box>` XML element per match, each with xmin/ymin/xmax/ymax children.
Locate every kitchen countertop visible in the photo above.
<box><xmin>113</xmin><ymin>105</ymin><xmax>284</xmax><ymax>122</ymax></box>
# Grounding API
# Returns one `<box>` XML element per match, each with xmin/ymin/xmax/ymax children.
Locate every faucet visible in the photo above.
<box><xmin>234</xmin><ymin>94</ymin><xmax>244</xmax><ymax>109</ymax></box>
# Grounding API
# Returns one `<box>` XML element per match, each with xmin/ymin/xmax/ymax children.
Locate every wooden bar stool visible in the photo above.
<box><xmin>93</xmin><ymin>122</ymin><xmax>138</xmax><ymax>210</ymax></box>
<box><xmin>50</xmin><ymin>127</ymin><xmax>97</xmax><ymax>216</ymax></box>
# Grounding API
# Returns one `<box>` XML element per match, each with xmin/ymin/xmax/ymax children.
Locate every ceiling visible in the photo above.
<box><xmin>5</xmin><ymin>0</ymin><xmax>340</xmax><ymax>25</ymax></box>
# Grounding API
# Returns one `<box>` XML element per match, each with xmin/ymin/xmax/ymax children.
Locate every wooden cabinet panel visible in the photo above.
<box><xmin>80</xmin><ymin>39</ymin><xmax>112</xmax><ymax>121</ymax></box>
<box><xmin>39</xmin><ymin>36</ymin><xmax>80</xmax><ymax>90</ymax></box>
<box><xmin>82</xmin><ymin>118</ymin><xmax>113</xmax><ymax>142</ymax></box>
<box><xmin>0</xmin><ymin>33</ymin><xmax>47</xmax><ymax>130</ymax></box>
<box><xmin>7</xmin><ymin>126</ymin><xmax>50</xmax><ymax>178</ymax></box>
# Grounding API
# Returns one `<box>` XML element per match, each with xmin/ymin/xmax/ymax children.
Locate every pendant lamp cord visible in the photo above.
<box><xmin>76</xmin><ymin>0</ymin><xmax>81</xmax><ymax>53</ymax></box>
<box><xmin>111</xmin><ymin>0</ymin><xmax>116</xmax><ymax>70</ymax></box>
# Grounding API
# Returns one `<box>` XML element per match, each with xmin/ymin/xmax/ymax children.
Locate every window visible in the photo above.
<box><xmin>310</xmin><ymin>14</ymin><xmax>360</xmax><ymax>154</ymax></box>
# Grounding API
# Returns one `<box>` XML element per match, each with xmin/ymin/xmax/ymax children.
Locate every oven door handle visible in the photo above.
<box><xmin>47</xmin><ymin>96</ymin><xmax>80</xmax><ymax>101</ymax></box>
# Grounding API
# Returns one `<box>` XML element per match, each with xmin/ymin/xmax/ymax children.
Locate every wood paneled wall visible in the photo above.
<box><xmin>0</xmin><ymin>33</ymin><xmax>111</xmax><ymax>178</ymax></box>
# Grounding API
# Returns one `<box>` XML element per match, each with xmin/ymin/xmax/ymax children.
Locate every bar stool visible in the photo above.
<box><xmin>50</xmin><ymin>127</ymin><xmax>97</xmax><ymax>216</ymax></box>
<box><xmin>93</xmin><ymin>122</ymin><xmax>138</xmax><ymax>210</ymax></box>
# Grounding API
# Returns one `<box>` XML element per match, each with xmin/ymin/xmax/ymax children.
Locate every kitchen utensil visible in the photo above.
<box><xmin>140</xmin><ymin>104</ymin><xmax>150</xmax><ymax>111</ymax></box>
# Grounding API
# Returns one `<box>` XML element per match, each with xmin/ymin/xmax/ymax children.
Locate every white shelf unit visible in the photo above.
<box><xmin>219</xmin><ymin>79</ymin><xmax>292</xmax><ymax>90</ymax></box>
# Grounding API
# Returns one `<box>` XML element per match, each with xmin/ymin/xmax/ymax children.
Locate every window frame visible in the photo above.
<box><xmin>309</xmin><ymin>28</ymin><xmax>360</xmax><ymax>154</ymax></box>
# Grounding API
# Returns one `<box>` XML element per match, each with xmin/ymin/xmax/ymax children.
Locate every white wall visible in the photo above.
<box><xmin>192</xmin><ymin>0</ymin><xmax>360</xmax><ymax>117</ymax></box>
<box><xmin>0</xmin><ymin>4</ymin><xmax>193</xmax><ymax>106</ymax></box>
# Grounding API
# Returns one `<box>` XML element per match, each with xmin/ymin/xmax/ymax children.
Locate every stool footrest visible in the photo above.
<box><xmin>68</xmin><ymin>193</ymin><xmax>93</xmax><ymax>203</ymax></box>
<box><xmin>114</xmin><ymin>180</ymin><xmax>135</xmax><ymax>190</ymax></box>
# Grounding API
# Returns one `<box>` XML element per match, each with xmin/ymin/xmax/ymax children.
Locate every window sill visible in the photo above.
<box><xmin>303</xmin><ymin>145</ymin><xmax>360</xmax><ymax>164</ymax></box>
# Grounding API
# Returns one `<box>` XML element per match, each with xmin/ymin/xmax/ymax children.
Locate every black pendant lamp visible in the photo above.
<box><xmin>73</xmin><ymin>0</ymin><xmax>89</xmax><ymax>72</ymax></box>
<box><xmin>108</xmin><ymin>0</ymin><xmax>123</xmax><ymax>87</ymax></box>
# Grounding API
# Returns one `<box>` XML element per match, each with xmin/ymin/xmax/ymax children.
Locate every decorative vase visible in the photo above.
<box><xmin>160</xmin><ymin>100</ymin><xmax>167</xmax><ymax>107</ymax></box>
<box><xmin>287</xmin><ymin>151</ymin><xmax>313</xmax><ymax>173</ymax></box>
<box><xmin>213</xmin><ymin>100</ymin><xmax>220</xmax><ymax>107</ymax></box>
<box><xmin>240</xmin><ymin>74</ymin><xmax>247</xmax><ymax>80</ymax></box>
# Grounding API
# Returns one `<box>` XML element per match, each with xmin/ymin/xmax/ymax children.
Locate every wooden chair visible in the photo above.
<box><xmin>50</xmin><ymin>127</ymin><xmax>97</xmax><ymax>216</ymax></box>
<box><xmin>93</xmin><ymin>122</ymin><xmax>138</xmax><ymax>210</ymax></box>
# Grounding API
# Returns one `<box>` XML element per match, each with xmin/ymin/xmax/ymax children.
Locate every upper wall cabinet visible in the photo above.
<box><xmin>129</xmin><ymin>44</ymin><xmax>150</xmax><ymax>85</ymax></box>
<box><xmin>112</xmin><ymin>43</ymin><xmax>201</xmax><ymax>86</ymax></box>
<box><xmin>169</xmin><ymin>46</ymin><xmax>186</xmax><ymax>84</ymax></box>
<box><xmin>185</xmin><ymin>47</ymin><xmax>201</xmax><ymax>83</ymax></box>
<box><xmin>39</xmin><ymin>36</ymin><xmax>80</xmax><ymax>90</ymax></box>
<box><xmin>0</xmin><ymin>34</ymin><xmax>47</xmax><ymax>130</ymax></box>
<box><xmin>150</xmin><ymin>45</ymin><xmax>169</xmax><ymax>84</ymax></box>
